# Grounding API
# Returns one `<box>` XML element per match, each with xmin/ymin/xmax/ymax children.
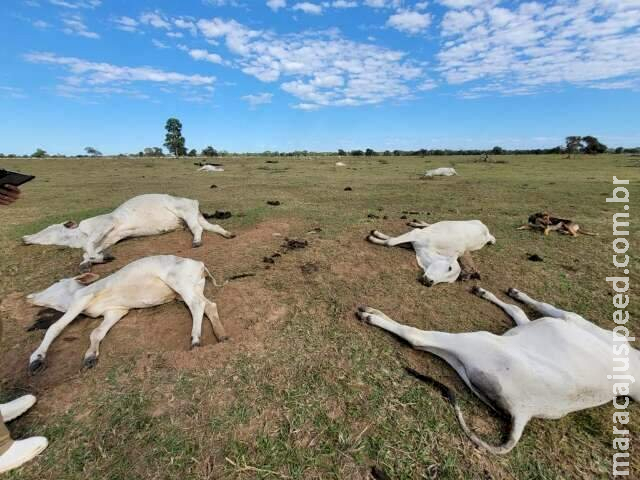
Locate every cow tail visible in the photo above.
<box><xmin>404</xmin><ymin>367</ymin><xmax>524</xmax><ymax>455</ymax></box>
<box><xmin>203</xmin><ymin>266</ymin><xmax>227</xmax><ymax>288</ymax></box>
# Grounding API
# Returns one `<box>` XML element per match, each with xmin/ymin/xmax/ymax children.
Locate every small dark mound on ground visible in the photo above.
<box><xmin>265</xmin><ymin>160</ymin><xmax>279</xmax><ymax>164</ymax></box>
<box><xmin>367</xmin><ymin>214</ymin><xmax>379</xmax><ymax>219</ymax></box>
<box><xmin>528</xmin><ymin>254</ymin><xmax>544</xmax><ymax>262</ymax></box>
<box><xmin>282</xmin><ymin>239</ymin><xmax>308</xmax><ymax>251</ymax></box>
<box><xmin>210</xmin><ymin>184</ymin><xmax>218</xmax><ymax>189</ymax></box>
<box><xmin>267</xmin><ymin>200</ymin><xmax>281</xmax><ymax>206</ymax></box>
<box><xmin>203</xmin><ymin>210</ymin><xmax>232</xmax><ymax>220</ymax></box>
<box><xmin>301</xmin><ymin>263</ymin><xmax>319</xmax><ymax>274</ymax></box>
<box><xmin>344</xmin><ymin>187</ymin><xmax>352</xmax><ymax>191</ymax></box>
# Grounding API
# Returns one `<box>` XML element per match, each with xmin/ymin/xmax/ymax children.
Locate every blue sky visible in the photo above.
<box><xmin>1</xmin><ymin>0</ymin><xmax>639</xmax><ymax>155</ymax></box>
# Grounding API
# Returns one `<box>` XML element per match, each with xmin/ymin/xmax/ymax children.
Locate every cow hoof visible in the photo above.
<box><xmin>28</xmin><ymin>358</ymin><xmax>46</xmax><ymax>375</ymax></box>
<box><xmin>507</xmin><ymin>288</ymin><xmax>520</xmax><ymax>298</ymax></box>
<box><xmin>83</xmin><ymin>355</ymin><xmax>98</xmax><ymax>369</ymax></box>
<box><xmin>219</xmin><ymin>336</ymin><xmax>230</xmax><ymax>342</ymax></box>
<box><xmin>190</xmin><ymin>341</ymin><xmax>201</xmax><ymax>350</ymax></box>
<box><xmin>192</xmin><ymin>241</ymin><xmax>202</xmax><ymax>248</ymax></box>
<box><xmin>226</xmin><ymin>234</ymin><xmax>236</xmax><ymax>239</ymax></box>
<box><xmin>102</xmin><ymin>253</ymin><xmax>115</xmax><ymax>263</ymax></box>
<box><xmin>79</xmin><ymin>262</ymin><xmax>92</xmax><ymax>273</ymax></box>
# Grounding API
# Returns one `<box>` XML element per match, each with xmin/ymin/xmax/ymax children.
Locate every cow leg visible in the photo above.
<box><xmin>472</xmin><ymin>287</ymin><xmax>530</xmax><ymax>325</ymax></box>
<box><xmin>83</xmin><ymin>309</ymin><xmax>128</xmax><ymax>368</ymax></box>
<box><xmin>181</xmin><ymin>213</ymin><xmax>205</xmax><ymax>247</ymax></box>
<box><xmin>407</xmin><ymin>220</ymin><xmax>430</xmax><ymax>229</ymax></box>
<box><xmin>368</xmin><ymin>230</ymin><xmax>419</xmax><ymax>247</ymax></box>
<box><xmin>356</xmin><ymin>306</ymin><xmax>454</xmax><ymax>350</ymax></box>
<box><xmin>29</xmin><ymin>296</ymin><xmax>93</xmax><ymax>373</ymax></box>
<box><xmin>178</xmin><ymin>292</ymin><xmax>206</xmax><ymax>348</ymax></box>
<box><xmin>507</xmin><ymin>289</ymin><xmax>571</xmax><ymax>320</ymax></box>
<box><xmin>204</xmin><ymin>300</ymin><xmax>229</xmax><ymax>342</ymax></box>
<box><xmin>198</xmin><ymin>214</ymin><xmax>235</xmax><ymax>239</ymax></box>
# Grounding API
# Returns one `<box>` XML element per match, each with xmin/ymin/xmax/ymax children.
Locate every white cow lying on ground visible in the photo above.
<box><xmin>357</xmin><ymin>287</ymin><xmax>638</xmax><ymax>454</ymax></box>
<box><xmin>335</xmin><ymin>162</ymin><xmax>347</xmax><ymax>167</ymax></box>
<box><xmin>367</xmin><ymin>220</ymin><xmax>495</xmax><ymax>286</ymax></box>
<box><xmin>425</xmin><ymin>167</ymin><xmax>457</xmax><ymax>177</ymax></box>
<box><xmin>23</xmin><ymin>194</ymin><xmax>234</xmax><ymax>271</ymax></box>
<box><xmin>26</xmin><ymin>255</ymin><xmax>229</xmax><ymax>373</ymax></box>
<box><xmin>199</xmin><ymin>165</ymin><xmax>224</xmax><ymax>172</ymax></box>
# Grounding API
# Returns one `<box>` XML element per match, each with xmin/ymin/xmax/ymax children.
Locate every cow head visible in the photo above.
<box><xmin>22</xmin><ymin>220</ymin><xmax>86</xmax><ymax>248</ymax></box>
<box><xmin>27</xmin><ymin>273</ymin><xmax>100</xmax><ymax>312</ymax></box>
<box><xmin>421</xmin><ymin>254</ymin><xmax>461</xmax><ymax>287</ymax></box>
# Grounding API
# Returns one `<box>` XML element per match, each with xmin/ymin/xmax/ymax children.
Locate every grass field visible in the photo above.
<box><xmin>0</xmin><ymin>154</ymin><xmax>639</xmax><ymax>479</ymax></box>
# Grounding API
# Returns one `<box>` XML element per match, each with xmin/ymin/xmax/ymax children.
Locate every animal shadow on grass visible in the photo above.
<box><xmin>26</xmin><ymin>308</ymin><xmax>87</xmax><ymax>332</ymax></box>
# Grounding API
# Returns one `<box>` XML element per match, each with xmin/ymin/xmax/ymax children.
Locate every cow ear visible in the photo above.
<box><xmin>64</xmin><ymin>221</ymin><xmax>78</xmax><ymax>229</ymax></box>
<box><xmin>74</xmin><ymin>273</ymin><xmax>100</xmax><ymax>285</ymax></box>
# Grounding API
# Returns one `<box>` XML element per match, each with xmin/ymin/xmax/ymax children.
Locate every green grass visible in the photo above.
<box><xmin>1</xmin><ymin>154</ymin><xmax>639</xmax><ymax>479</ymax></box>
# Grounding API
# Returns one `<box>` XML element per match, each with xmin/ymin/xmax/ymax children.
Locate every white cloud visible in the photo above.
<box><xmin>387</xmin><ymin>10</ymin><xmax>431</xmax><ymax>34</ymax></box>
<box><xmin>49</xmin><ymin>0</ymin><xmax>100</xmax><ymax>8</ymax></box>
<box><xmin>139</xmin><ymin>11</ymin><xmax>171</xmax><ymax>29</ymax></box>
<box><xmin>363</xmin><ymin>0</ymin><xmax>401</xmax><ymax>8</ymax></box>
<box><xmin>0</xmin><ymin>86</ymin><xmax>27</xmax><ymax>99</ymax></box>
<box><xmin>33</xmin><ymin>19</ymin><xmax>50</xmax><ymax>28</ymax></box>
<box><xmin>189</xmin><ymin>48</ymin><xmax>223</xmax><ymax>63</ymax></box>
<box><xmin>267</xmin><ymin>0</ymin><xmax>286</xmax><ymax>10</ymax></box>
<box><xmin>112</xmin><ymin>16</ymin><xmax>138</xmax><ymax>32</ymax></box>
<box><xmin>437</xmin><ymin>0</ymin><xmax>640</xmax><ymax>96</ymax></box>
<box><xmin>194</xmin><ymin>19</ymin><xmax>427</xmax><ymax>109</ymax></box>
<box><xmin>25</xmin><ymin>52</ymin><xmax>215</xmax><ymax>87</ymax></box>
<box><xmin>437</xmin><ymin>0</ymin><xmax>486</xmax><ymax>9</ymax></box>
<box><xmin>242</xmin><ymin>92</ymin><xmax>273</xmax><ymax>106</ymax></box>
<box><xmin>62</xmin><ymin>15</ymin><xmax>99</xmax><ymax>38</ymax></box>
<box><xmin>152</xmin><ymin>39</ymin><xmax>170</xmax><ymax>49</ymax></box>
<box><xmin>292</xmin><ymin>2</ymin><xmax>323</xmax><ymax>14</ymax></box>
<box><xmin>174</xmin><ymin>18</ymin><xmax>198</xmax><ymax>35</ymax></box>
<box><xmin>329</xmin><ymin>0</ymin><xmax>357</xmax><ymax>7</ymax></box>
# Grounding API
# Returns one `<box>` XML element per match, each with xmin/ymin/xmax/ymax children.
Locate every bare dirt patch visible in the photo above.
<box><xmin>1</xmin><ymin>220</ymin><xmax>294</xmax><ymax>402</ymax></box>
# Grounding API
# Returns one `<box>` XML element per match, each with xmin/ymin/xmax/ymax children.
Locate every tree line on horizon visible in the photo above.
<box><xmin>2</xmin><ymin>117</ymin><xmax>637</xmax><ymax>158</ymax></box>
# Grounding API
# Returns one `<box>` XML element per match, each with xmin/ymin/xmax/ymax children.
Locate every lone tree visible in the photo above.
<box><xmin>201</xmin><ymin>146</ymin><xmax>218</xmax><ymax>157</ymax></box>
<box><xmin>581</xmin><ymin>135</ymin><xmax>607</xmax><ymax>154</ymax></box>
<box><xmin>31</xmin><ymin>148</ymin><xmax>47</xmax><ymax>158</ymax></box>
<box><xmin>187</xmin><ymin>149</ymin><xmax>197</xmax><ymax>157</ymax></box>
<box><xmin>85</xmin><ymin>146</ymin><xmax>102</xmax><ymax>157</ymax></box>
<box><xmin>565</xmin><ymin>136</ymin><xmax>582</xmax><ymax>158</ymax></box>
<box><xmin>164</xmin><ymin>118</ymin><xmax>186</xmax><ymax>157</ymax></box>
<box><xmin>144</xmin><ymin>147</ymin><xmax>164</xmax><ymax>157</ymax></box>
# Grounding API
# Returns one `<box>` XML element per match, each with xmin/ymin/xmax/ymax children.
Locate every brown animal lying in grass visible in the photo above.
<box><xmin>518</xmin><ymin>212</ymin><xmax>597</xmax><ymax>237</ymax></box>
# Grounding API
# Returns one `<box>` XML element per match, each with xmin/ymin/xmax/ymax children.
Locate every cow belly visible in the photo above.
<box><xmin>116</xmin><ymin>209</ymin><xmax>182</xmax><ymax>238</ymax></box>
<box><xmin>85</xmin><ymin>279</ymin><xmax>176</xmax><ymax>314</ymax></box>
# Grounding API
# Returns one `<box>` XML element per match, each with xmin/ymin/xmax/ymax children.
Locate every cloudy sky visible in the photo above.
<box><xmin>1</xmin><ymin>0</ymin><xmax>639</xmax><ymax>154</ymax></box>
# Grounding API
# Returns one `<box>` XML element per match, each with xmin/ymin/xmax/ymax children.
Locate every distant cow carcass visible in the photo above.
<box><xmin>23</xmin><ymin>194</ymin><xmax>234</xmax><ymax>271</ymax></box>
<box><xmin>199</xmin><ymin>165</ymin><xmax>225</xmax><ymax>172</ymax></box>
<box><xmin>425</xmin><ymin>167</ymin><xmax>457</xmax><ymax>177</ymax></box>
<box><xmin>27</xmin><ymin>255</ymin><xmax>229</xmax><ymax>372</ymax></box>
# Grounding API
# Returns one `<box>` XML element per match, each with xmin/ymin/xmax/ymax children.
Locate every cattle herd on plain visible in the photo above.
<box><xmin>18</xmin><ymin>165</ymin><xmax>637</xmax><ymax>456</ymax></box>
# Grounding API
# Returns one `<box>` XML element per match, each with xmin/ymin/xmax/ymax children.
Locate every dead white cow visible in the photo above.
<box><xmin>425</xmin><ymin>167</ymin><xmax>457</xmax><ymax>177</ymax></box>
<box><xmin>26</xmin><ymin>255</ymin><xmax>229</xmax><ymax>372</ymax></box>
<box><xmin>22</xmin><ymin>194</ymin><xmax>234</xmax><ymax>271</ymax></box>
<box><xmin>357</xmin><ymin>287</ymin><xmax>638</xmax><ymax>454</ymax></box>
<box><xmin>199</xmin><ymin>165</ymin><xmax>224</xmax><ymax>172</ymax></box>
<box><xmin>367</xmin><ymin>220</ymin><xmax>495</xmax><ymax>286</ymax></box>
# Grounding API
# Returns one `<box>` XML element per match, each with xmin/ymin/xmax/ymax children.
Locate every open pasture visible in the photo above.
<box><xmin>0</xmin><ymin>154</ymin><xmax>639</xmax><ymax>479</ymax></box>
